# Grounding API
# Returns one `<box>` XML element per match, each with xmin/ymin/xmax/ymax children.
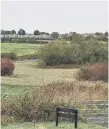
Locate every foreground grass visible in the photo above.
<box><xmin>2</xmin><ymin>122</ymin><xmax>107</xmax><ymax>129</ymax></box>
<box><xmin>1</xmin><ymin>43</ymin><xmax>44</xmax><ymax>56</ymax></box>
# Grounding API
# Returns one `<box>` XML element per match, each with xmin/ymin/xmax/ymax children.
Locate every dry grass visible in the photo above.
<box><xmin>1</xmin><ymin>115</ymin><xmax>16</xmax><ymax>126</ymax></box>
<box><xmin>1</xmin><ymin>61</ymin><xmax>108</xmax><ymax>126</ymax></box>
<box><xmin>1</xmin><ymin>61</ymin><xmax>78</xmax><ymax>86</ymax></box>
<box><xmin>2</xmin><ymin>81</ymin><xmax>107</xmax><ymax>123</ymax></box>
<box><xmin>43</xmin><ymin>81</ymin><xmax>108</xmax><ymax>101</ymax></box>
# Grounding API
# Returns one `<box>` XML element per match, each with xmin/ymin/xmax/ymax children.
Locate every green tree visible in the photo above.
<box><xmin>34</xmin><ymin>30</ymin><xmax>40</xmax><ymax>35</ymax></box>
<box><xmin>1</xmin><ymin>30</ymin><xmax>5</xmax><ymax>35</ymax></box>
<box><xmin>18</xmin><ymin>29</ymin><xmax>26</xmax><ymax>35</ymax></box>
<box><xmin>51</xmin><ymin>32</ymin><xmax>59</xmax><ymax>39</ymax></box>
<box><xmin>104</xmin><ymin>31</ymin><xmax>108</xmax><ymax>37</ymax></box>
<box><xmin>5</xmin><ymin>31</ymin><xmax>11</xmax><ymax>35</ymax></box>
<box><xmin>11</xmin><ymin>30</ymin><xmax>16</xmax><ymax>35</ymax></box>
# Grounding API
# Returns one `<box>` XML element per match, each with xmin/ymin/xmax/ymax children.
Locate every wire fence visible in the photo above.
<box><xmin>78</xmin><ymin>100</ymin><xmax>108</xmax><ymax>127</ymax></box>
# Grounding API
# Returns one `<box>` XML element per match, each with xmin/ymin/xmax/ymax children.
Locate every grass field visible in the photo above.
<box><xmin>1</xmin><ymin>61</ymin><xmax>77</xmax><ymax>86</ymax></box>
<box><xmin>1</xmin><ymin>55</ymin><xmax>108</xmax><ymax>128</ymax></box>
<box><xmin>1</xmin><ymin>43</ymin><xmax>44</xmax><ymax>56</ymax></box>
<box><xmin>1</xmin><ymin>61</ymin><xmax>78</xmax><ymax>99</ymax></box>
<box><xmin>1</xmin><ymin>122</ymin><xmax>107</xmax><ymax>129</ymax></box>
<box><xmin>1</xmin><ymin>61</ymin><xmax>107</xmax><ymax>100</ymax></box>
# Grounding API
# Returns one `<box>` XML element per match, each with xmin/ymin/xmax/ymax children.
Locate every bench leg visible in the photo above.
<box><xmin>75</xmin><ymin>111</ymin><xmax>78</xmax><ymax>128</ymax></box>
<box><xmin>56</xmin><ymin>113</ymin><xmax>58</xmax><ymax>126</ymax></box>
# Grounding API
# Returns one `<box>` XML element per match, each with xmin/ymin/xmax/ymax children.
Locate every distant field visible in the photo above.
<box><xmin>1</xmin><ymin>43</ymin><xmax>44</xmax><ymax>56</ymax></box>
<box><xmin>1</xmin><ymin>122</ymin><xmax>107</xmax><ymax>129</ymax></box>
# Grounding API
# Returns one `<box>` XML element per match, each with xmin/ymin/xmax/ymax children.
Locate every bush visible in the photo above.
<box><xmin>1</xmin><ymin>82</ymin><xmax>107</xmax><ymax>122</ymax></box>
<box><xmin>77</xmin><ymin>63</ymin><xmax>108</xmax><ymax>82</ymax></box>
<box><xmin>1</xmin><ymin>52</ymin><xmax>17</xmax><ymax>60</ymax></box>
<box><xmin>1</xmin><ymin>85</ymin><xmax>71</xmax><ymax>122</ymax></box>
<box><xmin>1</xmin><ymin>58</ymin><xmax>15</xmax><ymax>76</ymax></box>
<box><xmin>38</xmin><ymin>41</ymin><xmax>107</xmax><ymax>66</ymax></box>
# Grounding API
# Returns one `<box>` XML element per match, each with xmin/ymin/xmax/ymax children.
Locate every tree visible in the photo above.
<box><xmin>34</xmin><ymin>30</ymin><xmax>40</xmax><ymax>35</ymax></box>
<box><xmin>11</xmin><ymin>30</ymin><xmax>16</xmax><ymax>35</ymax></box>
<box><xmin>104</xmin><ymin>31</ymin><xmax>108</xmax><ymax>37</ymax></box>
<box><xmin>40</xmin><ymin>32</ymin><xmax>49</xmax><ymax>35</ymax></box>
<box><xmin>1</xmin><ymin>30</ymin><xmax>5</xmax><ymax>35</ymax></box>
<box><xmin>18</xmin><ymin>29</ymin><xmax>26</xmax><ymax>35</ymax></box>
<box><xmin>51</xmin><ymin>32</ymin><xmax>59</xmax><ymax>39</ymax></box>
<box><xmin>5</xmin><ymin>31</ymin><xmax>11</xmax><ymax>35</ymax></box>
<box><xmin>69</xmin><ymin>32</ymin><xmax>76</xmax><ymax>36</ymax></box>
<box><xmin>95</xmin><ymin>32</ymin><xmax>103</xmax><ymax>36</ymax></box>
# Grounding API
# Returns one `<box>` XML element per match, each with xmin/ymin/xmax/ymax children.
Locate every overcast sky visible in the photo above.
<box><xmin>1</xmin><ymin>1</ymin><xmax>108</xmax><ymax>34</ymax></box>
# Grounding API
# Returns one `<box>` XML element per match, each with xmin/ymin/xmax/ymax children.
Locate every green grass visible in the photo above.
<box><xmin>1</xmin><ymin>84</ymin><xmax>31</xmax><ymax>99</ymax></box>
<box><xmin>1</xmin><ymin>61</ymin><xmax>78</xmax><ymax>99</ymax></box>
<box><xmin>1</xmin><ymin>122</ymin><xmax>107</xmax><ymax>129</ymax></box>
<box><xmin>1</xmin><ymin>61</ymin><xmax>107</xmax><ymax>101</ymax></box>
<box><xmin>1</xmin><ymin>61</ymin><xmax>78</xmax><ymax>87</ymax></box>
<box><xmin>1</xmin><ymin>43</ymin><xmax>44</xmax><ymax>56</ymax></box>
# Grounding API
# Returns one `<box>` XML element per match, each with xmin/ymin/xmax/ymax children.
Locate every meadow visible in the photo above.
<box><xmin>1</xmin><ymin>61</ymin><xmax>107</xmax><ymax>100</ymax></box>
<box><xmin>1</xmin><ymin>43</ymin><xmax>44</xmax><ymax>58</ymax></box>
<box><xmin>1</xmin><ymin>40</ymin><xmax>108</xmax><ymax>129</ymax></box>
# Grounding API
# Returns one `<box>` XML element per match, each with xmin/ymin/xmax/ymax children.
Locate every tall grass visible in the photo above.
<box><xmin>1</xmin><ymin>81</ymin><xmax>107</xmax><ymax>124</ymax></box>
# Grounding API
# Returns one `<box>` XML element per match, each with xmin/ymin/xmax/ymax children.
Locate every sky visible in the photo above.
<box><xmin>1</xmin><ymin>1</ymin><xmax>108</xmax><ymax>34</ymax></box>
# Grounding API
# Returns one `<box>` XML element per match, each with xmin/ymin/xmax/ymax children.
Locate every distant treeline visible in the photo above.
<box><xmin>1</xmin><ymin>34</ymin><xmax>54</xmax><ymax>43</ymax></box>
<box><xmin>0</xmin><ymin>29</ymin><xmax>108</xmax><ymax>43</ymax></box>
<box><xmin>0</xmin><ymin>29</ymin><xmax>60</xmax><ymax>43</ymax></box>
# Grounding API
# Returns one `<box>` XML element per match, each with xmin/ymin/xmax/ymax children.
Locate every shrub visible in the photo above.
<box><xmin>77</xmin><ymin>63</ymin><xmax>108</xmax><ymax>82</ymax></box>
<box><xmin>1</xmin><ymin>58</ymin><xmax>15</xmax><ymax>76</ymax></box>
<box><xmin>1</xmin><ymin>52</ymin><xmax>17</xmax><ymax>60</ymax></box>
<box><xmin>1</xmin><ymin>86</ymin><xmax>71</xmax><ymax>122</ymax></box>
<box><xmin>1</xmin><ymin>82</ymin><xmax>107</xmax><ymax>122</ymax></box>
<box><xmin>38</xmin><ymin>41</ymin><xmax>107</xmax><ymax>66</ymax></box>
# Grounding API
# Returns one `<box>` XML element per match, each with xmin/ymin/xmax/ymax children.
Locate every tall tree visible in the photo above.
<box><xmin>11</xmin><ymin>30</ymin><xmax>16</xmax><ymax>35</ymax></box>
<box><xmin>104</xmin><ymin>31</ymin><xmax>108</xmax><ymax>37</ymax></box>
<box><xmin>5</xmin><ymin>31</ymin><xmax>10</xmax><ymax>35</ymax></box>
<box><xmin>34</xmin><ymin>30</ymin><xmax>40</xmax><ymax>35</ymax></box>
<box><xmin>51</xmin><ymin>32</ymin><xmax>59</xmax><ymax>39</ymax></box>
<box><xmin>18</xmin><ymin>29</ymin><xmax>26</xmax><ymax>35</ymax></box>
<box><xmin>1</xmin><ymin>30</ymin><xmax>5</xmax><ymax>35</ymax></box>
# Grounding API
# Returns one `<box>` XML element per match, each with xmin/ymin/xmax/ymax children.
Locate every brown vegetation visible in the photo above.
<box><xmin>1</xmin><ymin>81</ymin><xmax>107</xmax><ymax>123</ymax></box>
<box><xmin>77</xmin><ymin>63</ymin><xmax>108</xmax><ymax>82</ymax></box>
<box><xmin>1</xmin><ymin>58</ymin><xmax>15</xmax><ymax>76</ymax></box>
